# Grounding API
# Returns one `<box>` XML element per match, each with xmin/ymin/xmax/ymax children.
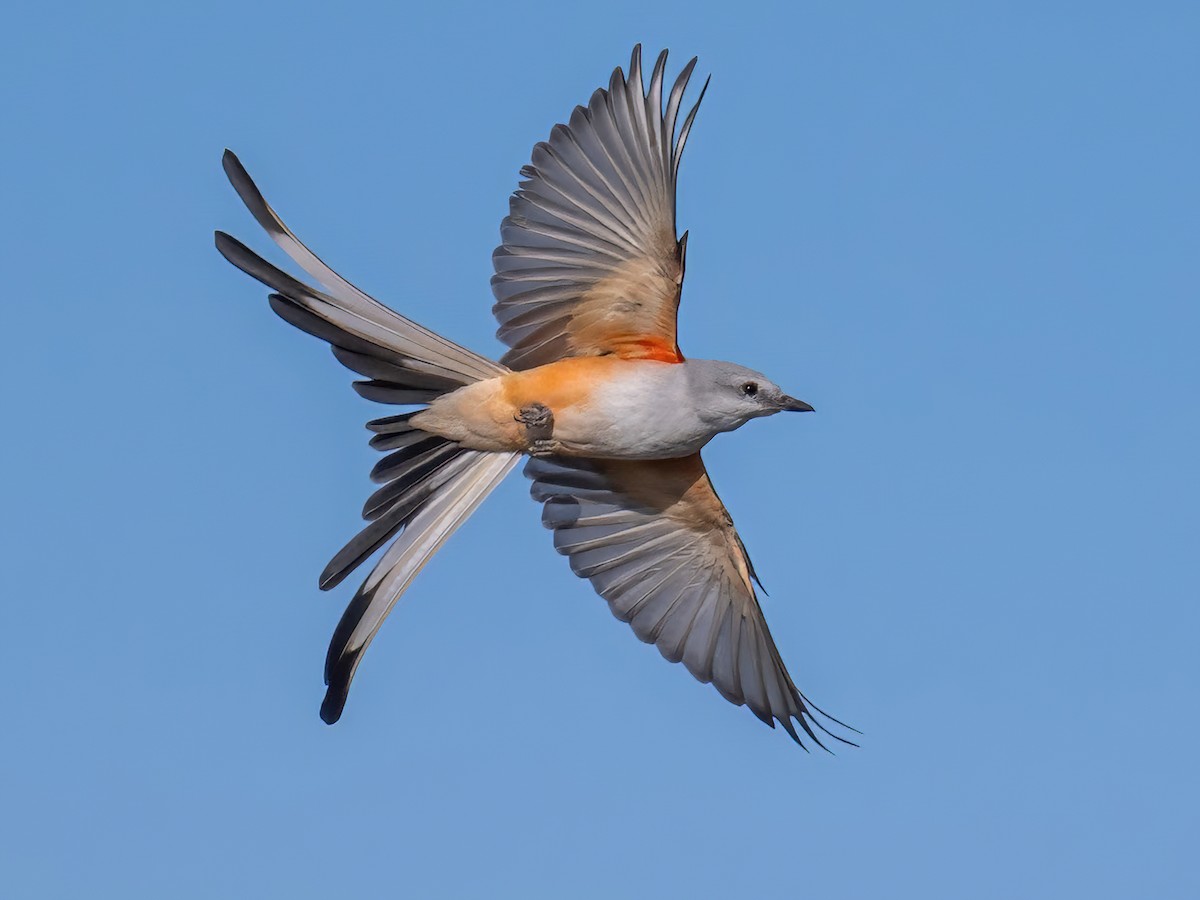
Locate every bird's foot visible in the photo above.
<box><xmin>515</xmin><ymin>403</ymin><xmax>559</xmax><ymax>456</ymax></box>
<box><xmin>527</xmin><ymin>438</ymin><xmax>563</xmax><ymax>457</ymax></box>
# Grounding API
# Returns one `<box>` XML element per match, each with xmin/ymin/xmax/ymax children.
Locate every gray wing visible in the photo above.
<box><xmin>526</xmin><ymin>454</ymin><xmax>856</xmax><ymax>749</ymax></box>
<box><xmin>491</xmin><ymin>45</ymin><xmax>708</xmax><ymax>369</ymax></box>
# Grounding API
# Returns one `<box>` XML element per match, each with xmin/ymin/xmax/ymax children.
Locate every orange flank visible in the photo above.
<box><xmin>411</xmin><ymin>353</ymin><xmax>680</xmax><ymax>454</ymax></box>
<box><xmin>501</xmin><ymin>356</ymin><xmax>632</xmax><ymax>411</ymax></box>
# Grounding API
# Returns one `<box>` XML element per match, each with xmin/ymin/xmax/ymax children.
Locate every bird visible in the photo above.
<box><xmin>215</xmin><ymin>45</ymin><xmax>856</xmax><ymax>750</ymax></box>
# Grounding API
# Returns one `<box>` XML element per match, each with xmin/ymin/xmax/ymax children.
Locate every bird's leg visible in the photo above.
<box><xmin>514</xmin><ymin>403</ymin><xmax>561</xmax><ymax>457</ymax></box>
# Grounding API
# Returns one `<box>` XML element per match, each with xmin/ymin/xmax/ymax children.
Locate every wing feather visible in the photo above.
<box><xmin>525</xmin><ymin>454</ymin><xmax>856</xmax><ymax>749</ymax></box>
<box><xmin>492</xmin><ymin>46</ymin><xmax>707</xmax><ymax>368</ymax></box>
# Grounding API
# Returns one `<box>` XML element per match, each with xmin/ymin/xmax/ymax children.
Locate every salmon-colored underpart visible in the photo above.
<box><xmin>500</xmin><ymin>356</ymin><xmax>626</xmax><ymax>411</ymax></box>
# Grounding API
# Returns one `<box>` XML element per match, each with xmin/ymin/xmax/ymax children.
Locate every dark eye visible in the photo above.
<box><xmin>741</xmin><ymin>381</ymin><xmax>759</xmax><ymax>397</ymax></box>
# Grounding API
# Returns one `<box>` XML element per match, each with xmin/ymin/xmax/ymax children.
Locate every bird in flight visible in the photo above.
<box><xmin>216</xmin><ymin>45</ymin><xmax>855</xmax><ymax>750</ymax></box>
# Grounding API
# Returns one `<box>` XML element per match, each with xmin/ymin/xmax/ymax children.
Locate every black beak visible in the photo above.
<box><xmin>780</xmin><ymin>395</ymin><xmax>815</xmax><ymax>412</ymax></box>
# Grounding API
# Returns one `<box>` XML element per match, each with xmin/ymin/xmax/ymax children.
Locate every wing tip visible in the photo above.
<box><xmin>780</xmin><ymin>718</ymin><xmax>814</xmax><ymax>753</ymax></box>
<box><xmin>794</xmin><ymin>696</ymin><xmax>862</xmax><ymax>753</ymax></box>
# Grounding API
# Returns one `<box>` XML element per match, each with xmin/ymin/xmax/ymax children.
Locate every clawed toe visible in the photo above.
<box><xmin>514</xmin><ymin>403</ymin><xmax>559</xmax><ymax>455</ymax></box>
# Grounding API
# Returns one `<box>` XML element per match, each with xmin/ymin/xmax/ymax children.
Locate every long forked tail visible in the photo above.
<box><xmin>215</xmin><ymin>150</ymin><xmax>520</xmax><ymax>724</ymax></box>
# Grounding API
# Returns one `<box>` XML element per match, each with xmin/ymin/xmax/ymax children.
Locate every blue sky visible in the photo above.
<box><xmin>3</xmin><ymin>2</ymin><xmax>1197</xmax><ymax>897</ymax></box>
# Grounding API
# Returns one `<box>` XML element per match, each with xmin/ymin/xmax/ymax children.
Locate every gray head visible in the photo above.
<box><xmin>687</xmin><ymin>359</ymin><xmax>813</xmax><ymax>433</ymax></box>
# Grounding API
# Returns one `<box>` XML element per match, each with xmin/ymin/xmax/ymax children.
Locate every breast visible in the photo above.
<box><xmin>555</xmin><ymin>360</ymin><xmax>712</xmax><ymax>459</ymax></box>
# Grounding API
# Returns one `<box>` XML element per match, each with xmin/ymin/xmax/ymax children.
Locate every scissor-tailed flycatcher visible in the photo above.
<box><xmin>216</xmin><ymin>46</ymin><xmax>855</xmax><ymax>749</ymax></box>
